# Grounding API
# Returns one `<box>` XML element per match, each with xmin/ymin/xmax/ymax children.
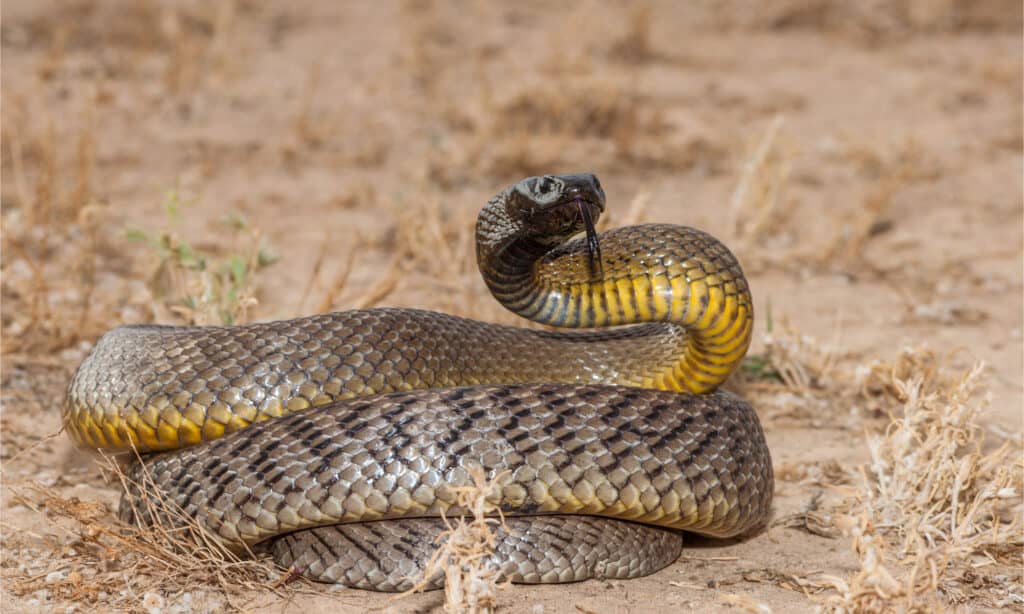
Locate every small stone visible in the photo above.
<box><xmin>45</xmin><ymin>570</ymin><xmax>66</xmax><ymax>584</ymax></box>
<box><xmin>60</xmin><ymin>347</ymin><xmax>85</xmax><ymax>362</ymax></box>
<box><xmin>143</xmin><ymin>591</ymin><xmax>165</xmax><ymax>614</ymax></box>
<box><xmin>7</xmin><ymin>259</ymin><xmax>31</xmax><ymax>280</ymax></box>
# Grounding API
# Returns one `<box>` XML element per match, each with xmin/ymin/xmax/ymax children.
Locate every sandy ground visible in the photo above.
<box><xmin>2</xmin><ymin>2</ymin><xmax>1022</xmax><ymax>613</ymax></box>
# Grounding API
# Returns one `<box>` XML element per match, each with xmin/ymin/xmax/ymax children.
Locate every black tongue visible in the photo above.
<box><xmin>577</xmin><ymin>199</ymin><xmax>603</xmax><ymax>281</ymax></box>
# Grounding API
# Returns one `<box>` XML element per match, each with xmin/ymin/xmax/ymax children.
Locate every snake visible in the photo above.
<box><xmin>63</xmin><ymin>173</ymin><xmax>773</xmax><ymax>591</ymax></box>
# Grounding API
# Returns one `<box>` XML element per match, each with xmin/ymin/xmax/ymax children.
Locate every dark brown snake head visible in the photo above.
<box><xmin>477</xmin><ymin>173</ymin><xmax>607</xmax><ymax>277</ymax></box>
<box><xmin>508</xmin><ymin>173</ymin><xmax>605</xmax><ymax>245</ymax></box>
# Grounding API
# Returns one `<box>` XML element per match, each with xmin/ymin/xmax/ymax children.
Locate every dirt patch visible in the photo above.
<box><xmin>2</xmin><ymin>1</ymin><xmax>1021</xmax><ymax>612</ymax></box>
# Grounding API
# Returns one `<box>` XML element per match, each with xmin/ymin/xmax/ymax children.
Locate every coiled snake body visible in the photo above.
<box><xmin>64</xmin><ymin>174</ymin><xmax>773</xmax><ymax>591</ymax></box>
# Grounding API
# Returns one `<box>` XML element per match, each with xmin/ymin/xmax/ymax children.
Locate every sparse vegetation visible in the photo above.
<box><xmin>5</xmin><ymin>454</ymin><xmax>291</xmax><ymax>613</ymax></box>
<box><xmin>125</xmin><ymin>188</ymin><xmax>277</xmax><ymax>326</ymax></box>
<box><xmin>2</xmin><ymin>2</ymin><xmax>1020</xmax><ymax>613</ymax></box>
<box><xmin>817</xmin><ymin>357</ymin><xmax>1022</xmax><ymax>612</ymax></box>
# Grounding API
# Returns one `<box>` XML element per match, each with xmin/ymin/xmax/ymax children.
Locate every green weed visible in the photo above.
<box><xmin>126</xmin><ymin>187</ymin><xmax>277</xmax><ymax>326</ymax></box>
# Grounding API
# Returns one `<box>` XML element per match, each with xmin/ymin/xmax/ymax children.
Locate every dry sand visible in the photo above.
<box><xmin>2</xmin><ymin>2</ymin><xmax>1021</xmax><ymax>613</ymax></box>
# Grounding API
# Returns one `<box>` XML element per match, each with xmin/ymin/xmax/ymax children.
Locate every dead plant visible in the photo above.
<box><xmin>6</xmin><ymin>453</ymin><xmax>291</xmax><ymax>613</ymax></box>
<box><xmin>608</xmin><ymin>3</ymin><xmax>657</xmax><ymax>64</ymax></box>
<box><xmin>811</xmin><ymin>361</ymin><xmax>1023</xmax><ymax>612</ymax></box>
<box><xmin>402</xmin><ymin>466</ymin><xmax>510</xmax><ymax>614</ymax></box>
<box><xmin>728</xmin><ymin>116</ymin><xmax>793</xmax><ymax>247</ymax></box>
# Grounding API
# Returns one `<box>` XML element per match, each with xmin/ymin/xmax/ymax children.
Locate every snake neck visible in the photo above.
<box><xmin>476</xmin><ymin>219</ymin><xmax>753</xmax><ymax>394</ymax></box>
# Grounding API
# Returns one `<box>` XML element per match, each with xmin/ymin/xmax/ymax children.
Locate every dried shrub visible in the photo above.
<box><xmin>6</xmin><ymin>454</ymin><xmax>291</xmax><ymax>613</ymax></box>
<box><xmin>402</xmin><ymin>467</ymin><xmax>510</xmax><ymax>614</ymax></box>
<box><xmin>814</xmin><ymin>361</ymin><xmax>1023</xmax><ymax>612</ymax></box>
<box><xmin>728</xmin><ymin>115</ymin><xmax>795</xmax><ymax>252</ymax></box>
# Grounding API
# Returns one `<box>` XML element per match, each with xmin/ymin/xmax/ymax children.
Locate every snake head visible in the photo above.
<box><xmin>508</xmin><ymin>174</ymin><xmax>606</xmax><ymax>279</ymax></box>
<box><xmin>477</xmin><ymin>173</ymin><xmax>607</xmax><ymax>280</ymax></box>
<box><xmin>507</xmin><ymin>174</ymin><xmax>606</xmax><ymax>245</ymax></box>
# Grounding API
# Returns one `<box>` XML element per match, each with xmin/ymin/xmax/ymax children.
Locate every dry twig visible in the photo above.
<box><xmin>402</xmin><ymin>466</ymin><xmax>510</xmax><ymax>614</ymax></box>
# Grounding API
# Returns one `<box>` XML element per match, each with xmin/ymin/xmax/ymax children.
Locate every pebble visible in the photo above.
<box><xmin>45</xmin><ymin>570</ymin><xmax>66</xmax><ymax>584</ymax></box>
<box><xmin>48</xmin><ymin>287</ymin><xmax>83</xmax><ymax>306</ymax></box>
<box><xmin>60</xmin><ymin>346</ymin><xmax>86</xmax><ymax>362</ymax></box>
<box><xmin>7</xmin><ymin>259</ymin><xmax>31</xmax><ymax>280</ymax></box>
<box><xmin>143</xmin><ymin>591</ymin><xmax>165</xmax><ymax>614</ymax></box>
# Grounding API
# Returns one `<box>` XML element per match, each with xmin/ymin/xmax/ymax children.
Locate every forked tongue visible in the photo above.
<box><xmin>577</xmin><ymin>198</ymin><xmax>603</xmax><ymax>280</ymax></box>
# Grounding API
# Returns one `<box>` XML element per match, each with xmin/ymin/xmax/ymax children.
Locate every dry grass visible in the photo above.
<box><xmin>749</xmin><ymin>319</ymin><xmax>840</xmax><ymax>393</ymax></box>
<box><xmin>281</xmin><ymin>62</ymin><xmax>391</xmax><ymax>170</ymax></box>
<box><xmin>382</xmin><ymin>193</ymin><xmax>523</xmax><ymax>325</ymax></box>
<box><xmin>5</xmin><ymin>454</ymin><xmax>289</xmax><ymax>613</ymax></box>
<box><xmin>728</xmin><ymin>115</ymin><xmax>795</xmax><ymax>253</ymax></box>
<box><xmin>742</xmin><ymin>344</ymin><xmax>1023</xmax><ymax>611</ymax></box>
<box><xmin>789</xmin><ymin>353</ymin><xmax>1024</xmax><ymax>612</ymax></box>
<box><xmin>854</xmin><ymin>345</ymin><xmax>960</xmax><ymax>403</ymax></box>
<box><xmin>9</xmin><ymin>0</ymin><xmax>245</xmax><ymax>93</ymax></box>
<box><xmin>841</xmin><ymin>366</ymin><xmax>1019</xmax><ymax>608</ymax></box>
<box><xmin>424</xmin><ymin>73</ymin><xmax>691</xmax><ymax>187</ymax></box>
<box><xmin>402</xmin><ymin>467</ymin><xmax>510</xmax><ymax>614</ymax></box>
<box><xmin>734</xmin><ymin>316</ymin><xmax>851</xmax><ymax>430</ymax></box>
<box><xmin>381</xmin><ymin>195</ymin><xmax>481</xmax><ymax>316</ymax></box>
<box><xmin>482</xmin><ymin>78</ymin><xmax>663</xmax><ymax>178</ymax></box>
<box><xmin>725</xmin><ymin>120</ymin><xmax>953</xmax><ymax>282</ymax></box>
<box><xmin>607</xmin><ymin>3</ymin><xmax>657</xmax><ymax>64</ymax></box>
<box><xmin>711</xmin><ymin>0</ymin><xmax>1022</xmax><ymax>38</ymax></box>
<box><xmin>1</xmin><ymin>3</ymin><xmax>266</xmax><ymax>351</ymax></box>
<box><xmin>718</xmin><ymin>591</ymin><xmax>774</xmax><ymax>613</ymax></box>
<box><xmin>1</xmin><ymin>91</ymin><xmax>111</xmax><ymax>356</ymax></box>
<box><xmin>819</xmin><ymin>138</ymin><xmax>941</xmax><ymax>274</ymax></box>
<box><xmin>159</xmin><ymin>0</ymin><xmax>242</xmax><ymax>95</ymax></box>
<box><xmin>740</xmin><ymin>326</ymin><xmax>1022</xmax><ymax>611</ymax></box>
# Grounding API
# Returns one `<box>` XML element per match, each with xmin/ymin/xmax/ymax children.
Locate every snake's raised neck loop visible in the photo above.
<box><xmin>476</xmin><ymin>174</ymin><xmax>754</xmax><ymax>395</ymax></box>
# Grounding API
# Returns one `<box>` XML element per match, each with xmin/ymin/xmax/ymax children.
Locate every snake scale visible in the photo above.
<box><xmin>64</xmin><ymin>174</ymin><xmax>773</xmax><ymax>591</ymax></box>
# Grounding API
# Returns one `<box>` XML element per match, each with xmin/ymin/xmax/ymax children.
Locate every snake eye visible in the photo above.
<box><xmin>537</xmin><ymin>177</ymin><xmax>556</xmax><ymax>194</ymax></box>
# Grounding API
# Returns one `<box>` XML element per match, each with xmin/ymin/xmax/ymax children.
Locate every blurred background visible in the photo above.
<box><xmin>3</xmin><ymin>1</ymin><xmax>1020</xmax><ymax>339</ymax></box>
<box><xmin>1</xmin><ymin>2</ymin><xmax>1021</xmax><ymax>612</ymax></box>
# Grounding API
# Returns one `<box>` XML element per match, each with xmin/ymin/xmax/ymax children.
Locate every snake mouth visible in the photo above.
<box><xmin>572</xmin><ymin>195</ymin><xmax>605</xmax><ymax>214</ymax></box>
<box><xmin>541</xmin><ymin>192</ymin><xmax>604</xmax><ymax>213</ymax></box>
<box><xmin>550</xmin><ymin>189</ymin><xmax>604</xmax><ymax>212</ymax></box>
